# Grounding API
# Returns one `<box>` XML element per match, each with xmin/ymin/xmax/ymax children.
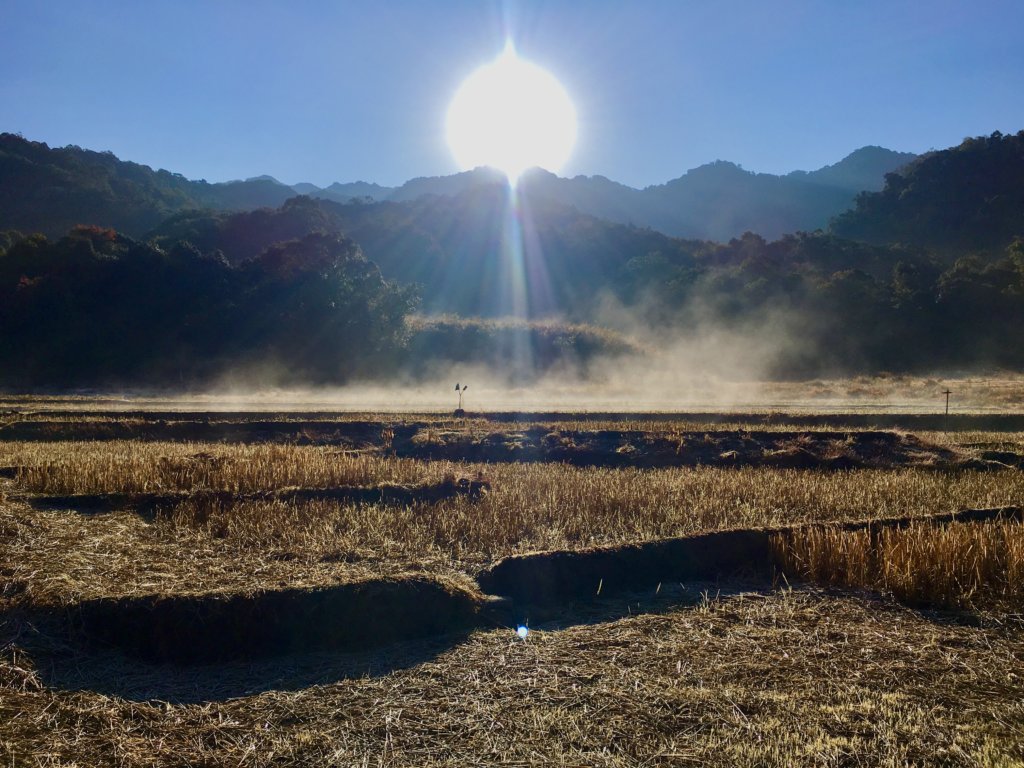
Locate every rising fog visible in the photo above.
<box><xmin>153</xmin><ymin>297</ymin><xmax>1021</xmax><ymax>414</ymax></box>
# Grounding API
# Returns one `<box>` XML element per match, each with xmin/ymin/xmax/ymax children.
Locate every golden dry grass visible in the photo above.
<box><xmin>0</xmin><ymin>504</ymin><xmax>443</xmax><ymax>605</ymax></box>
<box><xmin>5</xmin><ymin>440</ymin><xmax>1024</xmax><ymax>571</ymax></box>
<box><xmin>162</xmin><ymin>463</ymin><xmax>1024</xmax><ymax>565</ymax></box>
<box><xmin>926</xmin><ymin>429</ymin><xmax>1024</xmax><ymax>452</ymax></box>
<box><xmin>406</xmin><ymin>312</ymin><xmax>644</xmax><ymax>350</ymax></box>
<box><xmin>3</xmin><ymin>441</ymin><xmax>445</xmax><ymax>495</ymax></box>
<box><xmin>4</xmin><ymin>414</ymin><xmax>1024</xmax><ymax>767</ymax></box>
<box><xmin>775</xmin><ymin>520</ymin><xmax>1024</xmax><ymax>611</ymax></box>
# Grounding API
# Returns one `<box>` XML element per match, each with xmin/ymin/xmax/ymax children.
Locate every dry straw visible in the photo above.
<box><xmin>3</xmin><ymin>590</ymin><xmax>1024</xmax><ymax>766</ymax></box>
<box><xmin>3</xmin><ymin>418</ymin><xmax>1024</xmax><ymax>765</ymax></box>
<box><xmin>775</xmin><ymin>519</ymin><xmax>1024</xmax><ymax>610</ymax></box>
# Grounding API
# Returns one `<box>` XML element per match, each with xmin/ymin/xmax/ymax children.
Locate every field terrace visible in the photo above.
<box><xmin>1</xmin><ymin>404</ymin><xmax>1023</xmax><ymax>765</ymax></box>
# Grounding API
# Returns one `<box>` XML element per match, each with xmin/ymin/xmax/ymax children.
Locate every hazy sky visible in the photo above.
<box><xmin>3</xmin><ymin>0</ymin><xmax>1022</xmax><ymax>187</ymax></box>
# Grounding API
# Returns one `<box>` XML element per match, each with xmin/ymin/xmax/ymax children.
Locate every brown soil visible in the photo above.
<box><xmin>394</xmin><ymin>428</ymin><xmax>969</xmax><ymax>469</ymax></box>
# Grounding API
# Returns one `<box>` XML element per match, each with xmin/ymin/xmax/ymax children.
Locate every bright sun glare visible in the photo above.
<box><xmin>446</xmin><ymin>43</ymin><xmax>577</xmax><ymax>184</ymax></box>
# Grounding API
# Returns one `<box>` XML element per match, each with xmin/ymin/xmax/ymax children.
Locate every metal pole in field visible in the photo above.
<box><xmin>942</xmin><ymin>388</ymin><xmax>952</xmax><ymax>431</ymax></box>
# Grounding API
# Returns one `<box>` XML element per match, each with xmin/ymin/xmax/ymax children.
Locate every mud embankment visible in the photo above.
<box><xmin>392</xmin><ymin>428</ymin><xmax>969</xmax><ymax>469</ymax></box>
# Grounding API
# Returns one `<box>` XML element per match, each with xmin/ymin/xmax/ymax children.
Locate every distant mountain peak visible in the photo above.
<box><xmin>243</xmin><ymin>174</ymin><xmax>285</xmax><ymax>184</ymax></box>
<box><xmin>291</xmin><ymin>182</ymin><xmax>323</xmax><ymax>195</ymax></box>
<box><xmin>807</xmin><ymin>146</ymin><xmax>917</xmax><ymax>191</ymax></box>
<box><xmin>684</xmin><ymin>160</ymin><xmax>748</xmax><ymax>176</ymax></box>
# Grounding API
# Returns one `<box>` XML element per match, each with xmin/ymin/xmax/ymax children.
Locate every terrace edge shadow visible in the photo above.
<box><xmin>64</xmin><ymin>576</ymin><xmax>483</xmax><ymax>664</ymax></box>
<box><xmin>477</xmin><ymin>530</ymin><xmax>776</xmax><ymax>604</ymax></box>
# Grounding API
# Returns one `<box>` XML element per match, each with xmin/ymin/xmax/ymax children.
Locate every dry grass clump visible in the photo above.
<box><xmin>4</xmin><ymin>441</ymin><xmax>445</xmax><ymax>495</ymax></box>
<box><xmin>4</xmin><ymin>412</ymin><xmax>1024</xmax><ymax>765</ymax></box>
<box><xmin>3</xmin><ymin>590</ymin><xmax>1023</xmax><ymax>766</ymax></box>
<box><xmin>775</xmin><ymin>520</ymin><xmax>1024</xmax><ymax>610</ymax></box>
<box><xmin>0</xmin><ymin>503</ymin><xmax>456</xmax><ymax>606</ymax></box>
<box><xmin>162</xmin><ymin>464</ymin><xmax>1024</xmax><ymax>565</ymax></box>
<box><xmin>925</xmin><ymin>429</ymin><xmax>1024</xmax><ymax>452</ymax></box>
<box><xmin>14</xmin><ymin>439</ymin><xmax>1024</xmax><ymax>605</ymax></box>
<box><xmin>163</xmin><ymin>497</ymin><xmax>455</xmax><ymax>566</ymax></box>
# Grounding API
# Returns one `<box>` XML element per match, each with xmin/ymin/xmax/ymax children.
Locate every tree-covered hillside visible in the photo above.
<box><xmin>0</xmin><ymin>133</ymin><xmax>295</xmax><ymax>237</ymax></box>
<box><xmin>112</xmin><ymin>188</ymin><xmax>1024</xmax><ymax>378</ymax></box>
<box><xmin>832</xmin><ymin>131</ymin><xmax>1024</xmax><ymax>255</ymax></box>
<box><xmin>0</xmin><ymin>226</ymin><xmax>414</xmax><ymax>387</ymax></box>
<box><xmin>147</xmin><ymin>191</ymin><xmax>705</xmax><ymax>319</ymax></box>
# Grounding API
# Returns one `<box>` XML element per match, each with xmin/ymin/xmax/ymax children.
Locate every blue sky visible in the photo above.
<box><xmin>3</xmin><ymin>0</ymin><xmax>1022</xmax><ymax>187</ymax></box>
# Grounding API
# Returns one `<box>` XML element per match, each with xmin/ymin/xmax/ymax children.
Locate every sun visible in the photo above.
<box><xmin>446</xmin><ymin>43</ymin><xmax>577</xmax><ymax>184</ymax></box>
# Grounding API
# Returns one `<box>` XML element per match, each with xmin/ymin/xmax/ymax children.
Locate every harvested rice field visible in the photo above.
<box><xmin>2</xmin><ymin>404</ymin><xmax>1024</xmax><ymax>766</ymax></box>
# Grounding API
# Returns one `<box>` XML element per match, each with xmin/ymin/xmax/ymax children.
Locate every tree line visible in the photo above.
<box><xmin>0</xmin><ymin>226</ymin><xmax>414</xmax><ymax>388</ymax></box>
<box><xmin>1</xmin><ymin>131</ymin><xmax>1023</xmax><ymax>387</ymax></box>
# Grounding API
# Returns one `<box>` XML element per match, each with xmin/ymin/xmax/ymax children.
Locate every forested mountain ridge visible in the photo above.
<box><xmin>0</xmin><ymin>133</ymin><xmax>295</xmax><ymax>237</ymax></box>
<box><xmin>831</xmin><ymin>131</ymin><xmax>1024</xmax><ymax>255</ymax></box>
<box><xmin>304</xmin><ymin>146</ymin><xmax>916</xmax><ymax>241</ymax></box>
<box><xmin>0</xmin><ymin>132</ymin><xmax>912</xmax><ymax>242</ymax></box>
<box><xmin>636</xmin><ymin>146</ymin><xmax>916</xmax><ymax>240</ymax></box>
